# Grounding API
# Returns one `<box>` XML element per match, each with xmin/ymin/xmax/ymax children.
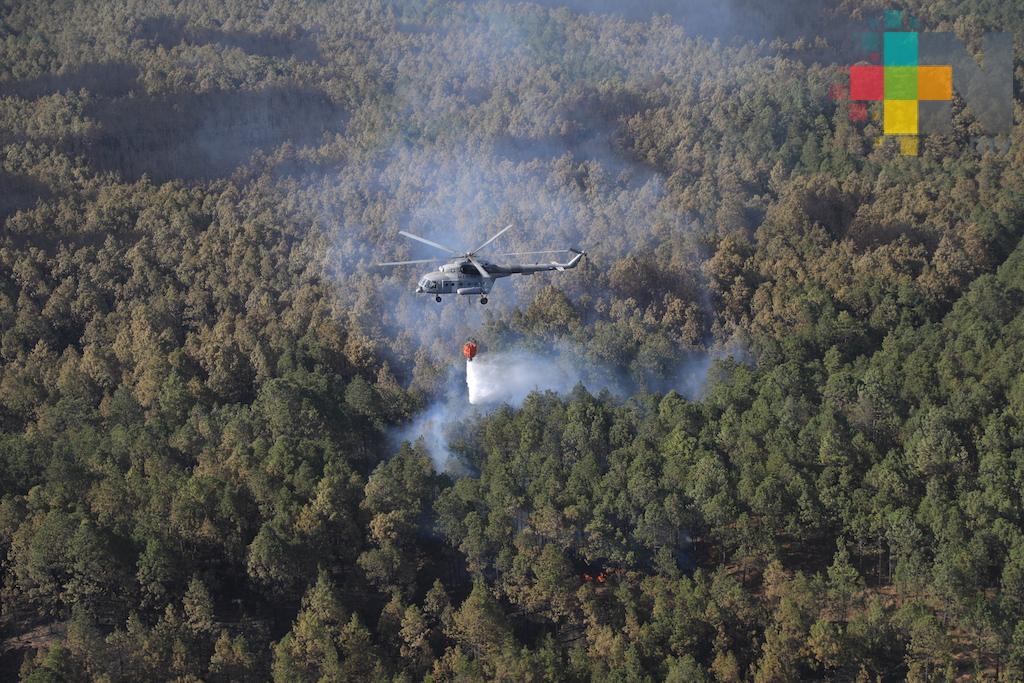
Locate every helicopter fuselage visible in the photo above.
<box><xmin>415</xmin><ymin>252</ymin><xmax>583</xmax><ymax>301</ymax></box>
<box><xmin>416</xmin><ymin>261</ymin><xmax>499</xmax><ymax>296</ymax></box>
<box><xmin>377</xmin><ymin>224</ymin><xmax>583</xmax><ymax>304</ymax></box>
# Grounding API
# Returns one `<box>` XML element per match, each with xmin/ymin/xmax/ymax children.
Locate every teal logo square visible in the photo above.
<box><xmin>884</xmin><ymin>32</ymin><xmax>918</xmax><ymax>66</ymax></box>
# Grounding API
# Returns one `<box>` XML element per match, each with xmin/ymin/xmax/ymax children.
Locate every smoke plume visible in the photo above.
<box><xmin>466</xmin><ymin>351</ymin><xmax>589</xmax><ymax>405</ymax></box>
<box><xmin>395</xmin><ymin>344</ymin><xmax>728</xmax><ymax>470</ymax></box>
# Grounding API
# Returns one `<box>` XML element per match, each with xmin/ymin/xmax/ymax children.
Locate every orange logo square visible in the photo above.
<box><xmin>918</xmin><ymin>66</ymin><xmax>952</xmax><ymax>100</ymax></box>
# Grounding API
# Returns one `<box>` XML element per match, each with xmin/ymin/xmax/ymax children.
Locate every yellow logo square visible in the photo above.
<box><xmin>884</xmin><ymin>100</ymin><xmax>918</xmax><ymax>135</ymax></box>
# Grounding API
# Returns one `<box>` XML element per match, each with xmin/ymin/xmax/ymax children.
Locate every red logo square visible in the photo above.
<box><xmin>850</xmin><ymin>65</ymin><xmax>884</xmax><ymax>100</ymax></box>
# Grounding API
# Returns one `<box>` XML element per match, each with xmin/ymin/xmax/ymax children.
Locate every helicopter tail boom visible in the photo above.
<box><xmin>507</xmin><ymin>249</ymin><xmax>585</xmax><ymax>274</ymax></box>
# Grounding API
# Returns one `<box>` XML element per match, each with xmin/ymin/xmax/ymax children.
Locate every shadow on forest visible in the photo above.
<box><xmin>504</xmin><ymin>0</ymin><xmax>849</xmax><ymax>44</ymax></box>
<box><xmin>459</xmin><ymin>0</ymin><xmax>865</xmax><ymax>65</ymax></box>
<box><xmin>0</xmin><ymin>58</ymin><xmax>342</xmax><ymax>182</ymax></box>
<box><xmin>0</xmin><ymin>62</ymin><xmax>140</xmax><ymax>99</ymax></box>
<box><xmin>0</xmin><ymin>172</ymin><xmax>52</xmax><ymax>219</ymax></box>
<box><xmin>493</xmin><ymin>87</ymin><xmax>661</xmax><ymax>189</ymax></box>
<box><xmin>62</xmin><ymin>86</ymin><xmax>346</xmax><ymax>182</ymax></box>
<box><xmin>136</xmin><ymin>15</ymin><xmax>322</xmax><ymax>62</ymax></box>
<box><xmin>492</xmin><ymin>131</ymin><xmax>660</xmax><ymax>191</ymax></box>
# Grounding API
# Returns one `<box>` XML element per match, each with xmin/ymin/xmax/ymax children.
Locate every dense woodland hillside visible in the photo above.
<box><xmin>1</xmin><ymin>0</ymin><xmax>1023</xmax><ymax>680</ymax></box>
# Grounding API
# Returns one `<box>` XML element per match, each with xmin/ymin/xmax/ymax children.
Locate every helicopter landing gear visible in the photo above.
<box><xmin>480</xmin><ymin>297</ymin><xmax>488</xmax><ymax>305</ymax></box>
<box><xmin>435</xmin><ymin>295</ymin><xmax>442</xmax><ymax>302</ymax></box>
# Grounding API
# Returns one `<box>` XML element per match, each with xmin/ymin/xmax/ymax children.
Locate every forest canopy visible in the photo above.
<box><xmin>1</xmin><ymin>0</ymin><xmax>1023</xmax><ymax>680</ymax></box>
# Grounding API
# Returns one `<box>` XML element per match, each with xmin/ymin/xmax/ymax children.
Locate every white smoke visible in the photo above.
<box><xmin>399</xmin><ymin>406</ymin><xmax>458</xmax><ymax>469</ymax></box>
<box><xmin>671</xmin><ymin>353</ymin><xmax>714</xmax><ymax>401</ymax></box>
<box><xmin>466</xmin><ymin>351</ymin><xmax>588</xmax><ymax>405</ymax></box>
<box><xmin>395</xmin><ymin>345</ymin><xmax>731</xmax><ymax>471</ymax></box>
<box><xmin>393</xmin><ymin>347</ymin><xmax>618</xmax><ymax>471</ymax></box>
<box><xmin>392</xmin><ymin>363</ymin><xmax>468</xmax><ymax>472</ymax></box>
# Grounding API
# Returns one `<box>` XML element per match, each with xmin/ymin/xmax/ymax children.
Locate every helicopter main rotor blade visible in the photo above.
<box><xmin>399</xmin><ymin>230</ymin><xmax>458</xmax><ymax>255</ymax></box>
<box><xmin>472</xmin><ymin>224</ymin><xmax>512</xmax><ymax>255</ymax></box>
<box><xmin>468</xmin><ymin>255</ymin><xmax>491</xmax><ymax>278</ymax></box>
<box><xmin>377</xmin><ymin>258</ymin><xmax>443</xmax><ymax>266</ymax></box>
<box><xmin>493</xmin><ymin>250</ymin><xmax>570</xmax><ymax>256</ymax></box>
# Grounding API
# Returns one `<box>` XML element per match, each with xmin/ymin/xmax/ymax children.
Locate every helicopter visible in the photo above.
<box><xmin>378</xmin><ymin>224</ymin><xmax>585</xmax><ymax>304</ymax></box>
